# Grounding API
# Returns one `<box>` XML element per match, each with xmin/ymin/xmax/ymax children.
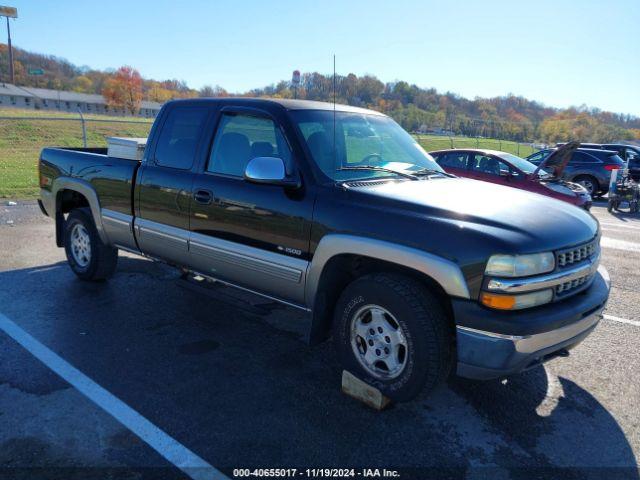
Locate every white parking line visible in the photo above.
<box><xmin>599</xmin><ymin>222</ymin><xmax>640</xmax><ymax>230</ymax></box>
<box><xmin>0</xmin><ymin>313</ymin><xmax>227</xmax><ymax>480</ymax></box>
<box><xmin>601</xmin><ymin>237</ymin><xmax>640</xmax><ymax>253</ymax></box>
<box><xmin>604</xmin><ymin>314</ymin><xmax>640</xmax><ymax>327</ymax></box>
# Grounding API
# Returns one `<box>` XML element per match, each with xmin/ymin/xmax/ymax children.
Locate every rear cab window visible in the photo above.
<box><xmin>154</xmin><ymin>107</ymin><xmax>209</xmax><ymax>169</ymax></box>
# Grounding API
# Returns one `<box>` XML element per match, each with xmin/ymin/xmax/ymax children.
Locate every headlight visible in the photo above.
<box><xmin>485</xmin><ymin>252</ymin><xmax>555</xmax><ymax>277</ymax></box>
<box><xmin>481</xmin><ymin>289</ymin><xmax>554</xmax><ymax>310</ymax></box>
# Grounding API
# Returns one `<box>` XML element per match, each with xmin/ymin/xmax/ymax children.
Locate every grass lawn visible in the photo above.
<box><xmin>0</xmin><ymin>108</ymin><xmax>152</xmax><ymax>198</ymax></box>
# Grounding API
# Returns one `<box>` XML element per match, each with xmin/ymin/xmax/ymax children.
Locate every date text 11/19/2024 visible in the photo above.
<box><xmin>232</xmin><ymin>468</ymin><xmax>400</xmax><ymax>478</ymax></box>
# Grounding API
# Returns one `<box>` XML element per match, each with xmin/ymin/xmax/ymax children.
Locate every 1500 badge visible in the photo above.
<box><xmin>278</xmin><ymin>246</ymin><xmax>302</xmax><ymax>256</ymax></box>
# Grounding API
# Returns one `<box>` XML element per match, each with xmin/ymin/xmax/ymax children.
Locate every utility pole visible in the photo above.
<box><xmin>6</xmin><ymin>16</ymin><xmax>13</xmax><ymax>83</ymax></box>
<box><xmin>0</xmin><ymin>6</ymin><xmax>18</xmax><ymax>84</ymax></box>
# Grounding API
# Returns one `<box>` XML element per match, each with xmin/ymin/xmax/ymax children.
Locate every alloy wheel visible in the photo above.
<box><xmin>350</xmin><ymin>304</ymin><xmax>408</xmax><ymax>380</ymax></box>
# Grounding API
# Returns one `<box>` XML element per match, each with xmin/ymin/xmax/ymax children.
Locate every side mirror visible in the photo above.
<box><xmin>244</xmin><ymin>156</ymin><xmax>300</xmax><ymax>188</ymax></box>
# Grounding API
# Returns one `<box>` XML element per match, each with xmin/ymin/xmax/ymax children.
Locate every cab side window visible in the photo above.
<box><xmin>154</xmin><ymin>107</ymin><xmax>208</xmax><ymax>169</ymax></box>
<box><xmin>571</xmin><ymin>152</ymin><xmax>598</xmax><ymax>164</ymax></box>
<box><xmin>470</xmin><ymin>154</ymin><xmax>510</xmax><ymax>176</ymax></box>
<box><xmin>438</xmin><ymin>152</ymin><xmax>468</xmax><ymax>169</ymax></box>
<box><xmin>208</xmin><ymin>113</ymin><xmax>291</xmax><ymax>177</ymax></box>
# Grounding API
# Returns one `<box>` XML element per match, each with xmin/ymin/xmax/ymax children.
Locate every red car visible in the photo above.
<box><xmin>430</xmin><ymin>143</ymin><xmax>592</xmax><ymax>210</ymax></box>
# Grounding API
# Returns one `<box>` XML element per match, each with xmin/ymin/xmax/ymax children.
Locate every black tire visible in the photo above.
<box><xmin>64</xmin><ymin>208</ymin><xmax>118</xmax><ymax>281</ymax></box>
<box><xmin>573</xmin><ymin>175</ymin><xmax>599</xmax><ymax>196</ymax></box>
<box><xmin>333</xmin><ymin>273</ymin><xmax>453</xmax><ymax>402</ymax></box>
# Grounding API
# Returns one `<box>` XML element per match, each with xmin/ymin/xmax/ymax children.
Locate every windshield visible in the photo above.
<box><xmin>499</xmin><ymin>152</ymin><xmax>550</xmax><ymax>176</ymax></box>
<box><xmin>291</xmin><ymin>110</ymin><xmax>444</xmax><ymax>181</ymax></box>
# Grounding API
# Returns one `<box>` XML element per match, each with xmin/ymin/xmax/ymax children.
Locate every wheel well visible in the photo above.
<box><xmin>573</xmin><ymin>174</ymin><xmax>600</xmax><ymax>187</ymax></box>
<box><xmin>308</xmin><ymin>254</ymin><xmax>454</xmax><ymax>345</ymax></box>
<box><xmin>55</xmin><ymin>189</ymin><xmax>90</xmax><ymax>246</ymax></box>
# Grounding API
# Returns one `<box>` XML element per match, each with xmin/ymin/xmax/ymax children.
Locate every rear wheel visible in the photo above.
<box><xmin>64</xmin><ymin>208</ymin><xmax>118</xmax><ymax>281</ymax></box>
<box><xmin>574</xmin><ymin>175</ymin><xmax>598</xmax><ymax>196</ymax></box>
<box><xmin>333</xmin><ymin>273</ymin><xmax>453</xmax><ymax>402</ymax></box>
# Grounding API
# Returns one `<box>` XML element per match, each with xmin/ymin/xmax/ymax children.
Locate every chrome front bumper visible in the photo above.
<box><xmin>455</xmin><ymin>265</ymin><xmax>610</xmax><ymax>380</ymax></box>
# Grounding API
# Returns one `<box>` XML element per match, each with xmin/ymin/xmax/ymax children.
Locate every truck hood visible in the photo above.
<box><xmin>350</xmin><ymin>176</ymin><xmax>598</xmax><ymax>252</ymax></box>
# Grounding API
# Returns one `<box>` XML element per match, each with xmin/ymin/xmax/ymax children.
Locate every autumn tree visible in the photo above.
<box><xmin>146</xmin><ymin>81</ymin><xmax>174</xmax><ymax>102</ymax></box>
<box><xmin>72</xmin><ymin>75</ymin><xmax>93</xmax><ymax>93</ymax></box>
<box><xmin>102</xmin><ymin>66</ymin><xmax>143</xmax><ymax>115</ymax></box>
<box><xmin>199</xmin><ymin>85</ymin><xmax>228</xmax><ymax>97</ymax></box>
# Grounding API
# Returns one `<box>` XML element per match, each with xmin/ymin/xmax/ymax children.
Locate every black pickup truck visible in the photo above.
<box><xmin>38</xmin><ymin>98</ymin><xmax>610</xmax><ymax>402</ymax></box>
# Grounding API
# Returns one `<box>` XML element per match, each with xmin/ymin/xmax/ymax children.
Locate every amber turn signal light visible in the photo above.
<box><xmin>481</xmin><ymin>293</ymin><xmax>517</xmax><ymax>310</ymax></box>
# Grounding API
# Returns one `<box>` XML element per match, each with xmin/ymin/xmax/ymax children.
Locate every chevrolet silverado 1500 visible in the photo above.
<box><xmin>38</xmin><ymin>98</ymin><xmax>610</xmax><ymax>402</ymax></box>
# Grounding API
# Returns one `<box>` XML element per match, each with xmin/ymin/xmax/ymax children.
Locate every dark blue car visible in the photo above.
<box><xmin>527</xmin><ymin>148</ymin><xmax>625</xmax><ymax>196</ymax></box>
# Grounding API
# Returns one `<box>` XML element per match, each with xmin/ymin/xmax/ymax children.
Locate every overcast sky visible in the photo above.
<box><xmin>6</xmin><ymin>0</ymin><xmax>640</xmax><ymax>115</ymax></box>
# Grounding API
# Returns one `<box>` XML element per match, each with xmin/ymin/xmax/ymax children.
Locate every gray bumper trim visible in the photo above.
<box><xmin>456</xmin><ymin>306</ymin><xmax>604</xmax><ymax>380</ymax></box>
<box><xmin>457</xmin><ymin>307</ymin><xmax>602</xmax><ymax>355</ymax></box>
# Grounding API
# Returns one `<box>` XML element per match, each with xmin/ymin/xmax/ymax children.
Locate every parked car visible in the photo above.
<box><xmin>430</xmin><ymin>145</ymin><xmax>592</xmax><ymax>209</ymax></box>
<box><xmin>38</xmin><ymin>98</ymin><xmax>609</xmax><ymax>402</ymax></box>
<box><xmin>557</xmin><ymin>143</ymin><xmax>640</xmax><ymax>182</ymax></box>
<box><xmin>526</xmin><ymin>147</ymin><xmax>624</xmax><ymax>196</ymax></box>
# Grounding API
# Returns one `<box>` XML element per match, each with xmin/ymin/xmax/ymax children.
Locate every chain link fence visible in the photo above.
<box><xmin>0</xmin><ymin>113</ymin><xmax>153</xmax><ymax>198</ymax></box>
<box><xmin>414</xmin><ymin>134</ymin><xmax>539</xmax><ymax>158</ymax></box>
<box><xmin>0</xmin><ymin>112</ymin><xmax>542</xmax><ymax>199</ymax></box>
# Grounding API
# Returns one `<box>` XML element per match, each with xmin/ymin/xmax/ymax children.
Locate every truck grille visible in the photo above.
<box><xmin>557</xmin><ymin>240</ymin><xmax>598</xmax><ymax>268</ymax></box>
<box><xmin>556</xmin><ymin>273</ymin><xmax>592</xmax><ymax>296</ymax></box>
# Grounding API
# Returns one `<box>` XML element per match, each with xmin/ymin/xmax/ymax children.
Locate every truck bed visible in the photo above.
<box><xmin>39</xmin><ymin>146</ymin><xmax>141</xmax><ymax>217</ymax></box>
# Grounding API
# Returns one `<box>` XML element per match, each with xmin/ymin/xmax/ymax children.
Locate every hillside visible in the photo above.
<box><xmin>1</xmin><ymin>43</ymin><xmax>639</xmax><ymax>143</ymax></box>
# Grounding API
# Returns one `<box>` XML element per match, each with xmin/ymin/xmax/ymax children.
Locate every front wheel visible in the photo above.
<box><xmin>64</xmin><ymin>208</ymin><xmax>118</xmax><ymax>281</ymax></box>
<box><xmin>333</xmin><ymin>273</ymin><xmax>453</xmax><ymax>402</ymax></box>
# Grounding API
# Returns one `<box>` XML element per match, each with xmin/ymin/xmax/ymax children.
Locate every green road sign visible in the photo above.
<box><xmin>28</xmin><ymin>68</ymin><xmax>44</xmax><ymax>76</ymax></box>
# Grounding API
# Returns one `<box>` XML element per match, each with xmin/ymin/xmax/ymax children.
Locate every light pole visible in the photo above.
<box><xmin>0</xmin><ymin>6</ymin><xmax>18</xmax><ymax>84</ymax></box>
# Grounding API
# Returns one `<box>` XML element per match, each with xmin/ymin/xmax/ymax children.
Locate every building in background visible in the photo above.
<box><xmin>0</xmin><ymin>82</ymin><xmax>33</xmax><ymax>108</ymax></box>
<box><xmin>0</xmin><ymin>83</ymin><xmax>161</xmax><ymax>117</ymax></box>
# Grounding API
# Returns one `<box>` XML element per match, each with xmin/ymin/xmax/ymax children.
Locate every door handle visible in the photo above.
<box><xmin>193</xmin><ymin>189</ymin><xmax>213</xmax><ymax>205</ymax></box>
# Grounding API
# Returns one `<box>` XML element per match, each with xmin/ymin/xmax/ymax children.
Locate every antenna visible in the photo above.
<box><xmin>333</xmin><ymin>54</ymin><xmax>337</xmax><ymax>173</ymax></box>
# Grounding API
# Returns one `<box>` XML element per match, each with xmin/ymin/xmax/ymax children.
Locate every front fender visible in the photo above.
<box><xmin>305</xmin><ymin>234</ymin><xmax>470</xmax><ymax>308</ymax></box>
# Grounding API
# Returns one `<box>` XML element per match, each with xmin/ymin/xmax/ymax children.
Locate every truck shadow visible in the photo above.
<box><xmin>446</xmin><ymin>371</ymin><xmax>638</xmax><ymax>475</ymax></box>
<box><xmin>0</xmin><ymin>257</ymin><xmax>636</xmax><ymax>478</ymax></box>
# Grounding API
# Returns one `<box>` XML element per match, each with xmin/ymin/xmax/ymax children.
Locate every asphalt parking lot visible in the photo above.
<box><xmin>0</xmin><ymin>200</ymin><xmax>639</xmax><ymax>480</ymax></box>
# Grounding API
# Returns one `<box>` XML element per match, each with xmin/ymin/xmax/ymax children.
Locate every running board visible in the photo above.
<box><xmin>177</xmin><ymin>272</ymin><xmax>285</xmax><ymax>316</ymax></box>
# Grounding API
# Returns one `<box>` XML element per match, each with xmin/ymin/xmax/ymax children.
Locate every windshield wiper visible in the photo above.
<box><xmin>337</xmin><ymin>165</ymin><xmax>418</xmax><ymax>180</ymax></box>
<box><xmin>411</xmin><ymin>168</ymin><xmax>455</xmax><ymax>178</ymax></box>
